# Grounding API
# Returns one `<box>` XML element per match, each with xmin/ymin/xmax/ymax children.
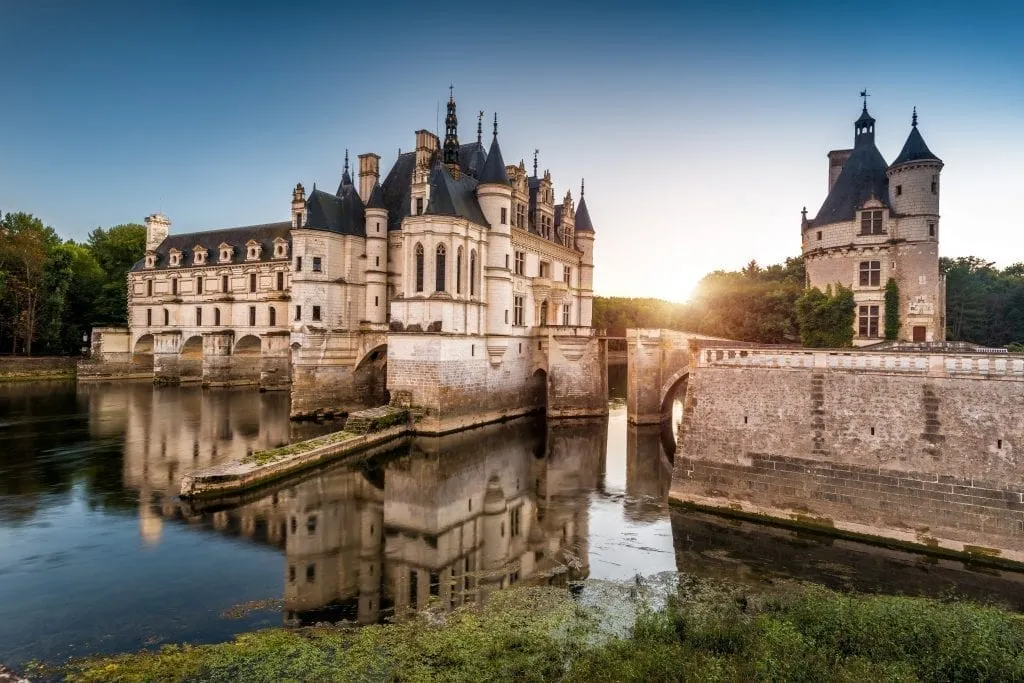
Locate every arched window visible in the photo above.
<box><xmin>415</xmin><ymin>243</ymin><xmax>424</xmax><ymax>293</ymax></box>
<box><xmin>456</xmin><ymin>247</ymin><xmax>463</xmax><ymax>294</ymax></box>
<box><xmin>470</xmin><ymin>250</ymin><xmax>477</xmax><ymax>296</ymax></box>
<box><xmin>269</xmin><ymin>307</ymin><xmax>277</xmax><ymax>326</ymax></box>
<box><xmin>435</xmin><ymin>244</ymin><xmax>446</xmax><ymax>292</ymax></box>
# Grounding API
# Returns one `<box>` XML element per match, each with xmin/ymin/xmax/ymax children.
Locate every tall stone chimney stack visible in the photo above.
<box><xmin>827</xmin><ymin>149</ymin><xmax>852</xmax><ymax>192</ymax></box>
<box><xmin>144</xmin><ymin>213</ymin><xmax>171</xmax><ymax>251</ymax></box>
<box><xmin>358</xmin><ymin>153</ymin><xmax>380</xmax><ymax>203</ymax></box>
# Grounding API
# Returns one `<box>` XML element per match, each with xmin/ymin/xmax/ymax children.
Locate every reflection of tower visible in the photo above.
<box><xmin>624</xmin><ymin>424</ymin><xmax>673</xmax><ymax>522</ymax></box>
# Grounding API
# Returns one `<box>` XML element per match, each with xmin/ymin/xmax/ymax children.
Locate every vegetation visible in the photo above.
<box><xmin>942</xmin><ymin>256</ymin><xmax>1024</xmax><ymax>348</ymax></box>
<box><xmin>0</xmin><ymin>211</ymin><xmax>145</xmax><ymax>355</ymax></box>
<box><xmin>884</xmin><ymin>277</ymin><xmax>901</xmax><ymax>341</ymax></box>
<box><xmin>242</xmin><ymin>431</ymin><xmax>356</xmax><ymax>465</ymax></box>
<box><xmin>795</xmin><ymin>284</ymin><xmax>856</xmax><ymax>348</ymax></box>
<box><xmin>49</xmin><ymin>579</ymin><xmax>1024</xmax><ymax>682</ymax></box>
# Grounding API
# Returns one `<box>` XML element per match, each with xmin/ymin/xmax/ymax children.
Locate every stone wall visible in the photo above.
<box><xmin>290</xmin><ymin>330</ymin><xmax>388</xmax><ymax>418</ymax></box>
<box><xmin>546</xmin><ymin>330</ymin><xmax>606</xmax><ymax>418</ymax></box>
<box><xmin>78</xmin><ymin>326</ymin><xmax>151</xmax><ymax>381</ymax></box>
<box><xmin>0</xmin><ymin>355</ymin><xmax>78</xmax><ymax>381</ymax></box>
<box><xmin>673</xmin><ymin>345</ymin><xmax>1024</xmax><ymax>562</ymax></box>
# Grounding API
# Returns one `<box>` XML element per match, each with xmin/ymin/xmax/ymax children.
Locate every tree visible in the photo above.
<box><xmin>0</xmin><ymin>212</ymin><xmax>60</xmax><ymax>354</ymax></box>
<box><xmin>796</xmin><ymin>284</ymin><xmax>855</xmax><ymax>348</ymax></box>
<box><xmin>86</xmin><ymin>223</ymin><xmax>146</xmax><ymax>324</ymax></box>
<box><xmin>884</xmin><ymin>278</ymin><xmax>901</xmax><ymax>341</ymax></box>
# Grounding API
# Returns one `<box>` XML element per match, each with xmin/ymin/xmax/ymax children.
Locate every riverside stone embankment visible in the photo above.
<box><xmin>0</xmin><ymin>356</ymin><xmax>77</xmax><ymax>382</ymax></box>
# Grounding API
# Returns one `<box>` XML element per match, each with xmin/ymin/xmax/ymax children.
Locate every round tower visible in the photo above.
<box><xmin>476</xmin><ymin>115</ymin><xmax>514</xmax><ymax>339</ymax></box>
<box><xmin>887</xmin><ymin>108</ymin><xmax>942</xmax><ymax>244</ymax></box>
<box><xmin>574</xmin><ymin>180</ymin><xmax>596</xmax><ymax>328</ymax></box>
<box><xmin>481</xmin><ymin>476</ymin><xmax>509</xmax><ymax>570</ymax></box>
<box><xmin>364</xmin><ymin>183</ymin><xmax>389</xmax><ymax>324</ymax></box>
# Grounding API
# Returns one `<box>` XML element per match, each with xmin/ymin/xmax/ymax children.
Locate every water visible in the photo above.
<box><xmin>1</xmin><ymin>375</ymin><xmax>1022</xmax><ymax>668</ymax></box>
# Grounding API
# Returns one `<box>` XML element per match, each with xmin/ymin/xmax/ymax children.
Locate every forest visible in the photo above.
<box><xmin>0</xmin><ymin>211</ymin><xmax>145</xmax><ymax>355</ymax></box>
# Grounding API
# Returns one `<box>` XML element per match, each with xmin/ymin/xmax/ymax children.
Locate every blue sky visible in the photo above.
<box><xmin>2</xmin><ymin>0</ymin><xmax>1022</xmax><ymax>298</ymax></box>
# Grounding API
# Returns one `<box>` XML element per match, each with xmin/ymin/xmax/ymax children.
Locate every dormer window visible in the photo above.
<box><xmin>859</xmin><ymin>209</ymin><xmax>884</xmax><ymax>235</ymax></box>
<box><xmin>245</xmin><ymin>240</ymin><xmax>262</xmax><ymax>261</ymax></box>
<box><xmin>193</xmin><ymin>246</ymin><xmax>208</xmax><ymax>265</ymax></box>
<box><xmin>218</xmin><ymin>243</ymin><xmax>233</xmax><ymax>263</ymax></box>
<box><xmin>273</xmin><ymin>238</ymin><xmax>289</xmax><ymax>259</ymax></box>
<box><xmin>144</xmin><ymin>252</ymin><xmax>156</xmax><ymax>269</ymax></box>
<box><xmin>168</xmin><ymin>249</ymin><xmax>181</xmax><ymax>267</ymax></box>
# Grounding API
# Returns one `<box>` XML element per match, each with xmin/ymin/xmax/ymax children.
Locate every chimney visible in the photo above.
<box><xmin>414</xmin><ymin>129</ymin><xmax>440</xmax><ymax>170</ymax></box>
<box><xmin>144</xmin><ymin>213</ymin><xmax>171</xmax><ymax>251</ymax></box>
<box><xmin>827</xmin><ymin>149</ymin><xmax>852</xmax><ymax>192</ymax></box>
<box><xmin>291</xmin><ymin>183</ymin><xmax>307</xmax><ymax>228</ymax></box>
<box><xmin>358</xmin><ymin>153</ymin><xmax>380</xmax><ymax>203</ymax></box>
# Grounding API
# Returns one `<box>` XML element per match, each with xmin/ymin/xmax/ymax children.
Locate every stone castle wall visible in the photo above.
<box><xmin>673</xmin><ymin>346</ymin><xmax>1024</xmax><ymax>562</ymax></box>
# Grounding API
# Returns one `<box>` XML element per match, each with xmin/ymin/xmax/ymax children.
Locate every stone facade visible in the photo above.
<box><xmin>95</xmin><ymin>94</ymin><xmax>605</xmax><ymax>430</ymax></box>
<box><xmin>672</xmin><ymin>344</ymin><xmax>1024</xmax><ymax>562</ymax></box>
<box><xmin>802</xmin><ymin>104</ymin><xmax>945</xmax><ymax>345</ymax></box>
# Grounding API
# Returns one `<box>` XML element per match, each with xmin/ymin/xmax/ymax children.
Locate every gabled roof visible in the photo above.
<box><xmin>305</xmin><ymin>186</ymin><xmax>366</xmax><ymax>236</ymax></box>
<box><xmin>477</xmin><ymin>136</ymin><xmax>509</xmax><ymax>186</ymax></box>
<box><xmin>425</xmin><ymin>162</ymin><xmax>489</xmax><ymax>227</ymax></box>
<box><xmin>132</xmin><ymin>222</ymin><xmax>291</xmax><ymax>271</ymax></box>
<box><xmin>891</xmin><ymin>125</ymin><xmax>941</xmax><ymax>167</ymax></box>
<box><xmin>575</xmin><ymin>196</ymin><xmax>595</xmax><ymax>233</ymax></box>
<box><xmin>810</xmin><ymin>143</ymin><xmax>890</xmax><ymax>228</ymax></box>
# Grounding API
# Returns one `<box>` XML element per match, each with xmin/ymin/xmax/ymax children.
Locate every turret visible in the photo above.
<box><xmin>290</xmin><ymin>183</ymin><xmax>307</xmax><ymax>228</ymax></box>
<box><xmin>358</xmin><ymin>153</ymin><xmax>380</xmax><ymax>204</ymax></box>
<box><xmin>442</xmin><ymin>88</ymin><xmax>460</xmax><ymax>177</ymax></box>
<box><xmin>574</xmin><ymin>180</ymin><xmax>595</xmax><ymax>328</ymax></box>
<box><xmin>365</xmin><ymin>183</ymin><xmax>388</xmax><ymax>324</ymax></box>
<box><xmin>887</xmin><ymin>107</ymin><xmax>943</xmax><ymax>242</ymax></box>
<box><xmin>476</xmin><ymin>114</ymin><xmax>513</xmax><ymax>339</ymax></box>
<box><xmin>145</xmin><ymin>213</ymin><xmax>171</xmax><ymax>251</ymax></box>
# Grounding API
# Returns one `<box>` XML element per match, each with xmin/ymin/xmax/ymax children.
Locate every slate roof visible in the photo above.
<box><xmin>380</xmin><ymin>151</ymin><xmax>417</xmax><ymax>231</ymax></box>
<box><xmin>366</xmin><ymin>182</ymin><xmax>386</xmax><ymax>210</ymax></box>
<box><xmin>477</xmin><ymin>136</ymin><xmax>510</xmax><ymax>186</ymax></box>
<box><xmin>133</xmin><ymin>222</ymin><xmax>291</xmax><ymax>271</ymax></box>
<box><xmin>459</xmin><ymin>141</ymin><xmax>487</xmax><ymax>178</ymax></box>
<box><xmin>891</xmin><ymin>125</ymin><xmax>941</xmax><ymax>167</ymax></box>
<box><xmin>575</xmin><ymin>196</ymin><xmax>595</xmax><ymax>233</ymax></box>
<box><xmin>304</xmin><ymin>185</ymin><xmax>366</xmax><ymax>236</ymax></box>
<box><xmin>424</xmin><ymin>162</ymin><xmax>489</xmax><ymax>226</ymax></box>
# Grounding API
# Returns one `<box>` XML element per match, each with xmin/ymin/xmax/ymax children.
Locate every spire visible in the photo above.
<box><xmin>912</xmin><ymin>106</ymin><xmax>918</xmax><ymax>127</ymax></box>
<box><xmin>532</xmin><ymin>149</ymin><xmax>539</xmax><ymax>177</ymax></box>
<box><xmin>443</xmin><ymin>86</ymin><xmax>460</xmax><ymax>174</ymax></box>
<box><xmin>575</xmin><ymin>181</ymin><xmax>594</xmax><ymax>234</ymax></box>
<box><xmin>891</xmin><ymin>108</ymin><xmax>942</xmax><ymax>167</ymax></box>
<box><xmin>580</xmin><ymin>178</ymin><xmax>585</xmax><ymax>197</ymax></box>
<box><xmin>337</xmin><ymin>149</ymin><xmax>353</xmax><ymax>195</ymax></box>
<box><xmin>493</xmin><ymin>112</ymin><xmax>498</xmax><ymax>137</ymax></box>
<box><xmin>478</xmin><ymin>114</ymin><xmax>510</xmax><ymax>187</ymax></box>
<box><xmin>477</xmin><ymin>110</ymin><xmax>484</xmax><ymax>144</ymax></box>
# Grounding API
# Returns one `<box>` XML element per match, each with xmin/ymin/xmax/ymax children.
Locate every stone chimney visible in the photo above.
<box><xmin>358</xmin><ymin>153</ymin><xmax>380</xmax><ymax>203</ymax></box>
<box><xmin>144</xmin><ymin>213</ymin><xmax>171</xmax><ymax>251</ymax></box>
<box><xmin>414</xmin><ymin>130</ymin><xmax>439</xmax><ymax>171</ymax></box>
<box><xmin>827</xmin><ymin>149</ymin><xmax>852</xmax><ymax>192</ymax></box>
<box><xmin>291</xmin><ymin>183</ymin><xmax>307</xmax><ymax>228</ymax></box>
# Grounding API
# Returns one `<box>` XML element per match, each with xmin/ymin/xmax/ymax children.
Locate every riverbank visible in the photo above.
<box><xmin>41</xmin><ymin>578</ymin><xmax>1024</xmax><ymax>682</ymax></box>
<box><xmin>0</xmin><ymin>357</ymin><xmax>77</xmax><ymax>383</ymax></box>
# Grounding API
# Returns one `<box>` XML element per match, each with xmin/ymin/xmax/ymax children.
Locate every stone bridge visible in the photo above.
<box><xmin>625</xmin><ymin>329</ymin><xmax>736</xmax><ymax>425</ymax></box>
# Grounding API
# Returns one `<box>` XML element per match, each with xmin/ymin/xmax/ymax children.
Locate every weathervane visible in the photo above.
<box><xmin>860</xmin><ymin>89</ymin><xmax>870</xmax><ymax>109</ymax></box>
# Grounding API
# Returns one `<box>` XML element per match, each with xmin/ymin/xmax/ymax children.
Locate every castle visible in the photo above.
<box><xmin>90</xmin><ymin>93</ymin><xmax>607</xmax><ymax>431</ymax></box>
<box><xmin>801</xmin><ymin>100</ymin><xmax>945</xmax><ymax>345</ymax></box>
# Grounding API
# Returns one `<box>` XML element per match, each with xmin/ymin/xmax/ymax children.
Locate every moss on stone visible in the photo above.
<box><xmin>242</xmin><ymin>430</ymin><xmax>357</xmax><ymax>466</ymax></box>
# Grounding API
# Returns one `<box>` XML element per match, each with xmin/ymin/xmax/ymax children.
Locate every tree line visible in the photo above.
<box><xmin>0</xmin><ymin>211</ymin><xmax>145</xmax><ymax>355</ymax></box>
<box><xmin>595</xmin><ymin>255</ymin><xmax>1024</xmax><ymax>349</ymax></box>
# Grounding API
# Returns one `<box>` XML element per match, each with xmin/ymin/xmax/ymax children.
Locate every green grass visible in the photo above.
<box><xmin>241</xmin><ymin>430</ymin><xmax>356</xmax><ymax>466</ymax></box>
<box><xmin>47</xmin><ymin>580</ymin><xmax>1024</xmax><ymax>682</ymax></box>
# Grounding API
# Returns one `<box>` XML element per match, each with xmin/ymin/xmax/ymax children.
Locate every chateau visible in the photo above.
<box><xmin>89</xmin><ymin>94</ymin><xmax>607</xmax><ymax>430</ymax></box>
<box><xmin>801</xmin><ymin>101</ymin><xmax>945</xmax><ymax>345</ymax></box>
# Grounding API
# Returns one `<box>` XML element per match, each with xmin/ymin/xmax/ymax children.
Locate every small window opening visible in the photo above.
<box><xmin>870</xmin><ymin>426</ymin><xmax>875</xmax><ymax>436</ymax></box>
<box><xmin>997</xmin><ymin>439</ymin><xmax>1003</xmax><ymax>449</ymax></box>
<box><xmin>817</xmin><ymin>231</ymin><xmax>822</xmax><ymax>241</ymax></box>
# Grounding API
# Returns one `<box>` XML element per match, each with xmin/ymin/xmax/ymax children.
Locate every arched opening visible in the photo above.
<box><xmin>132</xmin><ymin>334</ymin><xmax>154</xmax><ymax>373</ymax></box>
<box><xmin>180</xmin><ymin>335</ymin><xmax>203</xmax><ymax>381</ymax></box>
<box><xmin>659</xmin><ymin>371</ymin><xmax>688</xmax><ymax>453</ymax></box>
<box><xmin>531</xmin><ymin>368</ymin><xmax>548</xmax><ymax>412</ymax></box>
<box><xmin>469</xmin><ymin>249</ymin><xmax>477</xmax><ymax>296</ymax></box>
<box><xmin>231</xmin><ymin>334</ymin><xmax>263</xmax><ymax>384</ymax></box>
<box><xmin>414</xmin><ymin>243</ymin><xmax>424</xmax><ymax>293</ymax></box>
<box><xmin>435</xmin><ymin>244</ymin><xmax>446</xmax><ymax>292</ymax></box>
<box><xmin>456</xmin><ymin>246</ymin><xmax>463</xmax><ymax>294</ymax></box>
<box><xmin>354</xmin><ymin>344</ymin><xmax>389</xmax><ymax>408</ymax></box>
<box><xmin>233</xmin><ymin>335</ymin><xmax>262</xmax><ymax>355</ymax></box>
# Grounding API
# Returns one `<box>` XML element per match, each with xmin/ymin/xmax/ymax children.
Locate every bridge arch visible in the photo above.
<box><xmin>233</xmin><ymin>335</ymin><xmax>262</xmax><ymax>355</ymax></box>
<box><xmin>179</xmin><ymin>335</ymin><xmax>204</xmax><ymax>381</ymax></box>
<box><xmin>353</xmin><ymin>343</ymin><xmax>388</xmax><ymax>407</ymax></box>
<box><xmin>132</xmin><ymin>334</ymin><xmax>154</xmax><ymax>372</ymax></box>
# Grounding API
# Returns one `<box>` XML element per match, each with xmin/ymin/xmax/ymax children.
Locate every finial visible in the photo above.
<box><xmin>912</xmin><ymin>106</ymin><xmax>918</xmax><ymax>127</ymax></box>
<box><xmin>533</xmin><ymin>149</ymin><xmax>539</xmax><ymax>177</ymax></box>
<box><xmin>477</xmin><ymin>110</ymin><xmax>484</xmax><ymax>143</ymax></box>
<box><xmin>493</xmin><ymin>112</ymin><xmax>498</xmax><ymax>138</ymax></box>
<box><xmin>449</xmin><ymin>84</ymin><xmax>454</xmax><ymax>102</ymax></box>
<box><xmin>801</xmin><ymin>206</ymin><xmax>807</xmax><ymax>219</ymax></box>
<box><xmin>860</xmin><ymin>88</ymin><xmax>870</xmax><ymax>111</ymax></box>
<box><xmin>344</xmin><ymin>149</ymin><xmax>349</xmax><ymax>174</ymax></box>
<box><xmin>580</xmin><ymin>178</ymin><xmax>585</xmax><ymax>197</ymax></box>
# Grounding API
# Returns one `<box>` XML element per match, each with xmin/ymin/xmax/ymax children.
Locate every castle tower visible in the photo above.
<box><xmin>477</xmin><ymin>114</ymin><xmax>514</xmax><ymax>339</ymax></box>
<box><xmin>144</xmin><ymin>213</ymin><xmax>171</xmax><ymax>251</ymax></box>
<box><xmin>365</xmin><ymin>183</ymin><xmax>389</xmax><ymax>324</ymax></box>
<box><xmin>574</xmin><ymin>180</ymin><xmax>595</xmax><ymax>327</ymax></box>
<box><xmin>290</xmin><ymin>183</ymin><xmax>307</xmax><ymax>228</ymax></box>
<box><xmin>886</xmin><ymin>108</ymin><xmax>944</xmax><ymax>342</ymax></box>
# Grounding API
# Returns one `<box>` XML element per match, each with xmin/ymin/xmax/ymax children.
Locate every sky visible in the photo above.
<box><xmin>2</xmin><ymin>0</ymin><xmax>1023</xmax><ymax>301</ymax></box>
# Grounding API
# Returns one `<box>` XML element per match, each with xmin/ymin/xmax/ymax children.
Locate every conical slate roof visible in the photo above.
<box><xmin>891</xmin><ymin>125</ymin><xmax>941</xmax><ymax>167</ymax></box>
<box><xmin>478</xmin><ymin>135</ymin><xmax>510</xmax><ymax>186</ymax></box>
<box><xmin>366</xmin><ymin>182</ymin><xmax>386</xmax><ymax>210</ymax></box>
<box><xmin>575</xmin><ymin>195</ymin><xmax>595</xmax><ymax>233</ymax></box>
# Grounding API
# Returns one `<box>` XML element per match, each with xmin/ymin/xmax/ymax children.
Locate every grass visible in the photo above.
<box><xmin>241</xmin><ymin>430</ymin><xmax>357</xmax><ymax>466</ymax></box>
<box><xmin>45</xmin><ymin>578</ymin><xmax>1024</xmax><ymax>682</ymax></box>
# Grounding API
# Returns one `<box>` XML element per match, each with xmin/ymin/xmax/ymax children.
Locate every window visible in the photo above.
<box><xmin>276</xmin><ymin>271</ymin><xmax>284</xmax><ymax>290</ymax></box>
<box><xmin>312</xmin><ymin>257</ymin><xmax>322</xmax><ymax>273</ymax></box>
<box><xmin>858</xmin><ymin>305</ymin><xmax>880</xmax><ymax>338</ymax></box>
<box><xmin>513</xmin><ymin>296</ymin><xmax>524</xmax><ymax>326</ymax></box>
<box><xmin>456</xmin><ymin>247</ymin><xmax>463</xmax><ymax>293</ymax></box>
<box><xmin>196</xmin><ymin>276</ymin><xmax>203</xmax><ymax>294</ymax></box>
<box><xmin>859</xmin><ymin>261</ymin><xmax>881</xmax><ymax>287</ymax></box>
<box><xmin>374</xmin><ymin>296</ymin><xmax>379</xmax><ymax>307</ymax></box>
<box><xmin>306</xmin><ymin>564</ymin><xmax>316</xmax><ymax>583</ymax></box>
<box><xmin>510</xmin><ymin>506</ymin><xmax>521</xmax><ymax>537</ymax></box>
<box><xmin>539</xmin><ymin>301</ymin><xmax>548</xmax><ymax>326</ymax></box>
<box><xmin>817</xmin><ymin>231</ymin><xmax>822</xmax><ymax>241</ymax></box>
<box><xmin>295</xmin><ymin>256</ymin><xmax>302</xmax><ymax>272</ymax></box>
<box><xmin>415</xmin><ymin>244</ymin><xmax>424</xmax><ymax>292</ymax></box>
<box><xmin>409</xmin><ymin>569</ymin><xmax>418</xmax><ymax>606</ymax></box>
<box><xmin>928</xmin><ymin>222</ymin><xmax>936</xmax><ymax>237</ymax></box>
<box><xmin>435</xmin><ymin>244</ymin><xmax>446</xmax><ymax>292</ymax></box>
<box><xmin>470</xmin><ymin>250</ymin><xmax>477</xmax><ymax>296</ymax></box>
<box><xmin>194</xmin><ymin>248</ymin><xmax>207</xmax><ymax>265</ymax></box>
<box><xmin>375</xmin><ymin>256</ymin><xmax>379</xmax><ymax>267</ymax></box>
<box><xmin>219</xmin><ymin>246</ymin><xmax>232</xmax><ymax>263</ymax></box>
<box><xmin>196</xmin><ymin>307</ymin><xmax>203</xmax><ymax>326</ymax></box>
<box><xmin>514</xmin><ymin>251</ymin><xmax>525</xmax><ymax>275</ymax></box>
<box><xmin>516</xmin><ymin>203</ymin><xmax>525</xmax><ymax>228</ymax></box>
<box><xmin>376</xmin><ymin>221</ymin><xmax>381</xmax><ymax>233</ymax></box>
<box><xmin>221</xmin><ymin>275</ymin><xmax>229</xmax><ymax>293</ymax></box>
<box><xmin>539</xmin><ymin>261</ymin><xmax>550</xmax><ymax>278</ymax></box>
<box><xmin>171</xmin><ymin>278</ymin><xmax>178</xmax><ymax>295</ymax></box>
<box><xmin>931</xmin><ymin>175</ymin><xmax>938</xmax><ymax>194</ymax></box>
<box><xmin>249</xmin><ymin>306</ymin><xmax>256</xmax><ymax>326</ymax></box>
<box><xmin>312</xmin><ymin>305</ymin><xmax>321</xmax><ymax>321</ymax></box>
<box><xmin>896</xmin><ymin>185</ymin><xmax>902</xmax><ymax>196</ymax></box>
<box><xmin>146</xmin><ymin>308</ymin><xmax>152</xmax><ymax>326</ymax></box>
<box><xmin>500</xmin><ymin>207</ymin><xmax>507</xmax><ymax>224</ymax></box>
<box><xmin>163</xmin><ymin>309</ymin><xmax>169</xmax><ymax>325</ymax></box>
<box><xmin>214</xmin><ymin>308</ymin><xmax>220</xmax><ymax>326</ymax></box>
<box><xmin>295</xmin><ymin>305</ymin><xmax>302</xmax><ymax>321</ymax></box>
<box><xmin>416</xmin><ymin>197</ymin><xmax>424</xmax><ymax>215</ymax></box>
<box><xmin>147</xmin><ymin>280</ymin><xmax>153</xmax><ymax>297</ymax></box>
<box><xmin>563</xmin><ymin>265</ymin><xmax>571</xmax><ymax>285</ymax></box>
<box><xmin>249</xmin><ymin>273</ymin><xmax>257</xmax><ymax>292</ymax></box>
<box><xmin>860</xmin><ymin>210</ymin><xmax>884</xmax><ymax>235</ymax></box>
<box><xmin>562</xmin><ymin>304</ymin><xmax>571</xmax><ymax>326</ymax></box>
<box><xmin>169</xmin><ymin>250</ymin><xmax>180</xmax><ymax>267</ymax></box>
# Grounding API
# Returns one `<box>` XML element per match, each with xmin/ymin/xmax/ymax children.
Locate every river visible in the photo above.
<box><xmin>1</xmin><ymin>373</ymin><xmax>1023</xmax><ymax>668</ymax></box>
